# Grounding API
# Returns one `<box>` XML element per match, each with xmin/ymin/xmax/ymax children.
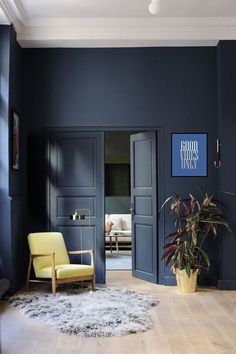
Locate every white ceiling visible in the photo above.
<box><xmin>1</xmin><ymin>0</ymin><xmax>236</xmax><ymax>47</ymax></box>
<box><xmin>20</xmin><ymin>0</ymin><xmax>236</xmax><ymax>18</ymax></box>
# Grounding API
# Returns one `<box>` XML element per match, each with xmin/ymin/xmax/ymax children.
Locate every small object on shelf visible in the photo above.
<box><xmin>69</xmin><ymin>209</ymin><xmax>91</xmax><ymax>227</ymax></box>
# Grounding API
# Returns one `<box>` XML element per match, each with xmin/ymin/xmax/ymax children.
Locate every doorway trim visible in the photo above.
<box><xmin>45</xmin><ymin>125</ymin><xmax>165</xmax><ymax>285</ymax></box>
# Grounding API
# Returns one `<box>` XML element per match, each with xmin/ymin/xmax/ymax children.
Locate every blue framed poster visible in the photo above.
<box><xmin>172</xmin><ymin>133</ymin><xmax>207</xmax><ymax>177</ymax></box>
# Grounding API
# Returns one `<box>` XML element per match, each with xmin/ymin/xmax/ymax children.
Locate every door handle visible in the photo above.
<box><xmin>130</xmin><ymin>203</ymin><xmax>134</xmax><ymax>217</ymax></box>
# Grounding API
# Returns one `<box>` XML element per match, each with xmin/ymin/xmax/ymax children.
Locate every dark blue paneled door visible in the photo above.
<box><xmin>130</xmin><ymin>132</ymin><xmax>158</xmax><ymax>283</ymax></box>
<box><xmin>47</xmin><ymin>131</ymin><xmax>105</xmax><ymax>283</ymax></box>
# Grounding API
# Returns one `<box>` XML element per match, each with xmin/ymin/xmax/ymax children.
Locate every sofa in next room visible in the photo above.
<box><xmin>105</xmin><ymin>214</ymin><xmax>132</xmax><ymax>252</ymax></box>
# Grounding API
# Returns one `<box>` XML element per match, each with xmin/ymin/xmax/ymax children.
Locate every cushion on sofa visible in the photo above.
<box><xmin>108</xmin><ymin>214</ymin><xmax>122</xmax><ymax>230</ymax></box>
<box><xmin>120</xmin><ymin>214</ymin><xmax>131</xmax><ymax>230</ymax></box>
<box><xmin>105</xmin><ymin>214</ymin><xmax>132</xmax><ymax>233</ymax></box>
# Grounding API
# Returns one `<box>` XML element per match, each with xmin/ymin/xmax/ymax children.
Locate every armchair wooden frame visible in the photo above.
<box><xmin>26</xmin><ymin>249</ymin><xmax>95</xmax><ymax>296</ymax></box>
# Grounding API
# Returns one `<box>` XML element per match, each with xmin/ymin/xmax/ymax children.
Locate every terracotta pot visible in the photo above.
<box><xmin>174</xmin><ymin>268</ymin><xmax>198</xmax><ymax>293</ymax></box>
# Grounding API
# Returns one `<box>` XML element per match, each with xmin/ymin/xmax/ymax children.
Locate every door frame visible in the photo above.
<box><xmin>45</xmin><ymin>126</ymin><xmax>165</xmax><ymax>284</ymax></box>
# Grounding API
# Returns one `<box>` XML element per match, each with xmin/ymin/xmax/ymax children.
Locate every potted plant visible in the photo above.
<box><xmin>160</xmin><ymin>191</ymin><xmax>231</xmax><ymax>293</ymax></box>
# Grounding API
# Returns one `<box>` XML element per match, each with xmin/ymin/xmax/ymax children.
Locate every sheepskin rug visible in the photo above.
<box><xmin>10</xmin><ymin>287</ymin><xmax>159</xmax><ymax>337</ymax></box>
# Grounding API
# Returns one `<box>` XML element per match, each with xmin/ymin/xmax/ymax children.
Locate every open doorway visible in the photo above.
<box><xmin>47</xmin><ymin>128</ymin><xmax>161</xmax><ymax>284</ymax></box>
<box><xmin>104</xmin><ymin>131</ymin><xmax>138</xmax><ymax>271</ymax></box>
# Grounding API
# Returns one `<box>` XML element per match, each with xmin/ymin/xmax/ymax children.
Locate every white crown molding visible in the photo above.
<box><xmin>16</xmin><ymin>17</ymin><xmax>236</xmax><ymax>47</ymax></box>
<box><xmin>23</xmin><ymin>17</ymin><xmax>236</xmax><ymax>28</ymax></box>
<box><xmin>1</xmin><ymin>0</ymin><xmax>236</xmax><ymax>48</ymax></box>
<box><xmin>0</xmin><ymin>0</ymin><xmax>26</xmax><ymax>31</ymax></box>
<box><xmin>13</xmin><ymin>0</ymin><xmax>27</xmax><ymax>22</ymax></box>
<box><xmin>0</xmin><ymin>7</ymin><xmax>9</xmax><ymax>24</ymax></box>
<box><xmin>18</xmin><ymin>39</ymin><xmax>218</xmax><ymax>48</ymax></box>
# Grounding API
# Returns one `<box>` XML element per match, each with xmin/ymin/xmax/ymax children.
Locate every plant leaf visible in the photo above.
<box><xmin>197</xmin><ymin>247</ymin><xmax>210</xmax><ymax>267</ymax></box>
<box><xmin>161</xmin><ymin>245</ymin><xmax>177</xmax><ymax>260</ymax></box>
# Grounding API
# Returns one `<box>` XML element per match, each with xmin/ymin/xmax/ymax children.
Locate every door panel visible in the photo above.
<box><xmin>57</xmin><ymin>226</ymin><xmax>96</xmax><ymax>265</ymax></box>
<box><xmin>57</xmin><ymin>196</ymin><xmax>96</xmax><ymax>218</ymax></box>
<box><xmin>56</xmin><ymin>137</ymin><xmax>96</xmax><ymax>188</ymax></box>
<box><xmin>47</xmin><ymin>131</ymin><xmax>104</xmax><ymax>283</ymax></box>
<box><xmin>135</xmin><ymin>196</ymin><xmax>152</xmax><ymax>216</ymax></box>
<box><xmin>135</xmin><ymin>224</ymin><xmax>153</xmax><ymax>273</ymax></box>
<box><xmin>134</xmin><ymin>139</ymin><xmax>152</xmax><ymax>187</ymax></box>
<box><xmin>131</xmin><ymin>131</ymin><xmax>157</xmax><ymax>283</ymax></box>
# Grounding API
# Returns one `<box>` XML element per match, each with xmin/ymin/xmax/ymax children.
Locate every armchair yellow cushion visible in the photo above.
<box><xmin>37</xmin><ymin>264</ymin><xmax>94</xmax><ymax>279</ymax></box>
<box><xmin>28</xmin><ymin>232</ymin><xmax>70</xmax><ymax>277</ymax></box>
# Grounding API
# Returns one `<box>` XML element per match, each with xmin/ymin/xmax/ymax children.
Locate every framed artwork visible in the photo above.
<box><xmin>172</xmin><ymin>133</ymin><xmax>207</xmax><ymax>177</ymax></box>
<box><xmin>12</xmin><ymin>111</ymin><xmax>19</xmax><ymax>170</ymax></box>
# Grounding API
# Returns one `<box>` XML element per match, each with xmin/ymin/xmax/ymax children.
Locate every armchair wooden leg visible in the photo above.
<box><xmin>92</xmin><ymin>274</ymin><xmax>96</xmax><ymax>291</ymax></box>
<box><xmin>26</xmin><ymin>255</ymin><xmax>33</xmax><ymax>291</ymax></box>
<box><xmin>52</xmin><ymin>278</ymin><xmax>57</xmax><ymax>296</ymax></box>
<box><xmin>52</xmin><ymin>253</ymin><xmax>56</xmax><ymax>296</ymax></box>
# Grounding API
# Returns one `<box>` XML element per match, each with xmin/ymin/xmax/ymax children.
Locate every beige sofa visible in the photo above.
<box><xmin>105</xmin><ymin>214</ymin><xmax>132</xmax><ymax>252</ymax></box>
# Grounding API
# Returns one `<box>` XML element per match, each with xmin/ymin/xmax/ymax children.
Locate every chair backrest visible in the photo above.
<box><xmin>28</xmin><ymin>232</ymin><xmax>70</xmax><ymax>275</ymax></box>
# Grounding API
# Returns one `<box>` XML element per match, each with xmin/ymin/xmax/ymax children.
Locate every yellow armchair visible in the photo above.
<box><xmin>26</xmin><ymin>232</ymin><xmax>95</xmax><ymax>295</ymax></box>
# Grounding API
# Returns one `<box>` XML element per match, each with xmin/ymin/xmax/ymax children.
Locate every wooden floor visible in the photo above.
<box><xmin>1</xmin><ymin>271</ymin><xmax>236</xmax><ymax>354</ymax></box>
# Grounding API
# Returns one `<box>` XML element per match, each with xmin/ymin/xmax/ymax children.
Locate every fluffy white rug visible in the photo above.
<box><xmin>10</xmin><ymin>287</ymin><xmax>159</xmax><ymax>337</ymax></box>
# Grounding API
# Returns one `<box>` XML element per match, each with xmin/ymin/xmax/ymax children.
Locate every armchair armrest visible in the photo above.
<box><xmin>68</xmin><ymin>250</ymin><xmax>94</xmax><ymax>267</ymax></box>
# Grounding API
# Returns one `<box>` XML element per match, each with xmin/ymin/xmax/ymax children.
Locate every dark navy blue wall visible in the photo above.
<box><xmin>217</xmin><ymin>41</ymin><xmax>236</xmax><ymax>290</ymax></box>
<box><xmin>9</xmin><ymin>28</ymin><xmax>28</xmax><ymax>289</ymax></box>
<box><xmin>23</xmin><ymin>47</ymin><xmax>219</xmax><ymax>285</ymax></box>
<box><xmin>0</xmin><ymin>25</ymin><xmax>27</xmax><ymax>290</ymax></box>
<box><xmin>3</xmin><ymin>28</ymin><xmax>236</xmax><ymax>289</ymax></box>
<box><xmin>0</xmin><ymin>26</ymin><xmax>12</xmax><ymax>283</ymax></box>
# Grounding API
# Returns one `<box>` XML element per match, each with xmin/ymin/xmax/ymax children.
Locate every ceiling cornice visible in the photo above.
<box><xmin>0</xmin><ymin>0</ymin><xmax>25</xmax><ymax>31</ymax></box>
<box><xmin>2</xmin><ymin>0</ymin><xmax>236</xmax><ymax>47</ymax></box>
<box><xmin>18</xmin><ymin>17</ymin><xmax>236</xmax><ymax>48</ymax></box>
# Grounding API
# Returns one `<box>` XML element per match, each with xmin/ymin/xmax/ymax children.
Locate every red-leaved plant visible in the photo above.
<box><xmin>160</xmin><ymin>191</ymin><xmax>231</xmax><ymax>277</ymax></box>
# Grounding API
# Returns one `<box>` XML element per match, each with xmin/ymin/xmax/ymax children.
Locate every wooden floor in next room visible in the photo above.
<box><xmin>1</xmin><ymin>271</ymin><xmax>236</xmax><ymax>354</ymax></box>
